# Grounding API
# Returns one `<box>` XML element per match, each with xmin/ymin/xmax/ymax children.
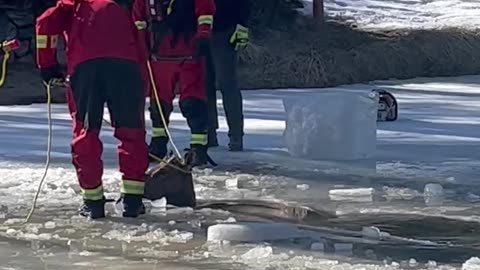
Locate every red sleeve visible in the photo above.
<box><xmin>194</xmin><ymin>0</ymin><xmax>215</xmax><ymax>39</ymax></box>
<box><xmin>35</xmin><ymin>1</ymin><xmax>70</xmax><ymax>69</ymax></box>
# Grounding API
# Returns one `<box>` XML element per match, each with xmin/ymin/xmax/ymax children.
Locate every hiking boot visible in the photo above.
<box><xmin>149</xmin><ymin>137</ymin><xmax>168</xmax><ymax>162</ymax></box>
<box><xmin>79</xmin><ymin>198</ymin><xmax>106</xmax><ymax>219</ymax></box>
<box><xmin>207</xmin><ymin>130</ymin><xmax>219</xmax><ymax>148</ymax></box>
<box><xmin>121</xmin><ymin>194</ymin><xmax>146</xmax><ymax>218</ymax></box>
<box><xmin>188</xmin><ymin>144</ymin><xmax>209</xmax><ymax>167</ymax></box>
<box><xmin>228</xmin><ymin>136</ymin><xmax>243</xmax><ymax>152</ymax></box>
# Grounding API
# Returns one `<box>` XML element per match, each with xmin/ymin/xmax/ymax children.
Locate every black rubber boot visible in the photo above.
<box><xmin>79</xmin><ymin>198</ymin><xmax>106</xmax><ymax>219</ymax></box>
<box><xmin>122</xmin><ymin>194</ymin><xmax>146</xmax><ymax>218</ymax></box>
<box><xmin>207</xmin><ymin>129</ymin><xmax>219</xmax><ymax>148</ymax></box>
<box><xmin>228</xmin><ymin>135</ymin><xmax>243</xmax><ymax>152</ymax></box>
<box><xmin>189</xmin><ymin>144</ymin><xmax>209</xmax><ymax>167</ymax></box>
<box><xmin>149</xmin><ymin>137</ymin><xmax>168</xmax><ymax>162</ymax></box>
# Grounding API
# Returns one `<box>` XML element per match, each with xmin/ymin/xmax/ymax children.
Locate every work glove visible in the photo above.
<box><xmin>229</xmin><ymin>24</ymin><xmax>249</xmax><ymax>51</ymax></box>
<box><xmin>194</xmin><ymin>37</ymin><xmax>211</xmax><ymax>57</ymax></box>
<box><xmin>40</xmin><ymin>65</ymin><xmax>64</xmax><ymax>86</ymax></box>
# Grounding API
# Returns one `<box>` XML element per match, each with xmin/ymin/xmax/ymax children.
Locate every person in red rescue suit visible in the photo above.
<box><xmin>132</xmin><ymin>0</ymin><xmax>215</xmax><ymax>166</ymax></box>
<box><xmin>35</xmin><ymin>0</ymin><xmax>149</xmax><ymax>219</ymax></box>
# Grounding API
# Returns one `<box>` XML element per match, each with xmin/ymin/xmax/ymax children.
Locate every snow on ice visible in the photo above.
<box><xmin>302</xmin><ymin>0</ymin><xmax>480</xmax><ymax>30</ymax></box>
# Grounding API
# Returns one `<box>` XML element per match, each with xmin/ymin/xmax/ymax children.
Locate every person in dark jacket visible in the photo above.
<box><xmin>205</xmin><ymin>0</ymin><xmax>250</xmax><ymax>151</ymax></box>
<box><xmin>35</xmin><ymin>0</ymin><xmax>149</xmax><ymax>219</ymax></box>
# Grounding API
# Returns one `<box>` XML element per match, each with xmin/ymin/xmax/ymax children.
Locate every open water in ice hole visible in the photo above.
<box><xmin>0</xmin><ymin>202</ymin><xmax>479</xmax><ymax>270</ymax></box>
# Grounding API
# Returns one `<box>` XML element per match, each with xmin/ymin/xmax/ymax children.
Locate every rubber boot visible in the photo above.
<box><xmin>149</xmin><ymin>137</ymin><xmax>168</xmax><ymax>162</ymax></box>
<box><xmin>207</xmin><ymin>129</ymin><xmax>219</xmax><ymax>148</ymax></box>
<box><xmin>189</xmin><ymin>144</ymin><xmax>209</xmax><ymax>167</ymax></box>
<box><xmin>228</xmin><ymin>135</ymin><xmax>243</xmax><ymax>152</ymax></box>
<box><xmin>122</xmin><ymin>194</ymin><xmax>145</xmax><ymax>218</ymax></box>
<box><xmin>78</xmin><ymin>198</ymin><xmax>106</xmax><ymax>219</ymax></box>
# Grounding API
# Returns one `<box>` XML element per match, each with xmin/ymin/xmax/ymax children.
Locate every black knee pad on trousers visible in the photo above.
<box><xmin>179</xmin><ymin>98</ymin><xmax>208</xmax><ymax>133</ymax></box>
<box><xmin>149</xmin><ymin>100</ymin><xmax>173</xmax><ymax>127</ymax></box>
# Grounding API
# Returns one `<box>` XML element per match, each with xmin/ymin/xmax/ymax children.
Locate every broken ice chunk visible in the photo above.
<box><xmin>424</xmin><ymin>183</ymin><xmax>444</xmax><ymax>206</ymax></box>
<box><xmin>44</xmin><ymin>221</ymin><xmax>56</xmax><ymax>229</ymax></box>
<box><xmin>283</xmin><ymin>91</ymin><xmax>378</xmax><ymax>160</ymax></box>
<box><xmin>383</xmin><ymin>187</ymin><xmax>421</xmax><ymax>200</ymax></box>
<box><xmin>241</xmin><ymin>245</ymin><xmax>273</xmax><ymax>260</ymax></box>
<box><xmin>424</xmin><ymin>183</ymin><xmax>444</xmax><ymax>195</ymax></box>
<box><xmin>329</xmin><ymin>188</ymin><xmax>374</xmax><ymax>202</ymax></box>
<box><xmin>225</xmin><ymin>178</ymin><xmax>238</xmax><ymax>189</ymax></box>
<box><xmin>151</xmin><ymin>197</ymin><xmax>167</xmax><ymax>208</ymax></box>
<box><xmin>329</xmin><ymin>188</ymin><xmax>374</xmax><ymax>197</ymax></box>
<box><xmin>203</xmin><ymin>168</ymin><xmax>213</xmax><ymax>176</ymax></box>
<box><xmin>296</xmin><ymin>184</ymin><xmax>310</xmax><ymax>191</ymax></box>
<box><xmin>463</xmin><ymin>257</ymin><xmax>480</xmax><ymax>270</ymax></box>
<box><xmin>362</xmin><ymin>226</ymin><xmax>381</xmax><ymax>240</ymax></box>
<box><xmin>391</xmin><ymin>262</ymin><xmax>400</xmax><ymax>268</ymax></box>
<box><xmin>207</xmin><ymin>223</ymin><xmax>301</xmax><ymax>242</ymax></box>
<box><xmin>427</xmin><ymin>260</ymin><xmax>437</xmax><ymax>269</ymax></box>
<box><xmin>218</xmin><ymin>217</ymin><xmax>237</xmax><ymax>224</ymax></box>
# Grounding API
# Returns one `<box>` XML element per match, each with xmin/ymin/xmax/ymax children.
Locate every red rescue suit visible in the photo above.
<box><xmin>36</xmin><ymin>0</ymin><xmax>149</xmax><ymax>202</ymax></box>
<box><xmin>132</xmin><ymin>0</ymin><xmax>215</xmax><ymax>163</ymax></box>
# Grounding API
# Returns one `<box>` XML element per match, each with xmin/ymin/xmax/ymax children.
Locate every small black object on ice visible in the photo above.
<box><xmin>372</xmin><ymin>88</ymin><xmax>398</xmax><ymax>122</ymax></box>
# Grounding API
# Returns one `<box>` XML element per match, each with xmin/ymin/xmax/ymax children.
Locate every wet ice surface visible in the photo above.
<box><xmin>1</xmin><ymin>76</ymin><xmax>480</xmax><ymax>269</ymax></box>
<box><xmin>0</xmin><ymin>162</ymin><xmax>479</xmax><ymax>269</ymax></box>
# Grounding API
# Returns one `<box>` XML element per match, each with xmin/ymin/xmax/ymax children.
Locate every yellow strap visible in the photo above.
<box><xmin>191</xmin><ymin>133</ymin><xmax>208</xmax><ymax>145</ymax></box>
<box><xmin>36</xmin><ymin>35</ymin><xmax>48</xmax><ymax>49</ymax></box>
<box><xmin>121</xmin><ymin>180</ymin><xmax>145</xmax><ymax>195</ymax></box>
<box><xmin>135</xmin><ymin>20</ymin><xmax>147</xmax><ymax>30</ymax></box>
<box><xmin>198</xmin><ymin>15</ymin><xmax>213</xmax><ymax>26</ymax></box>
<box><xmin>152</xmin><ymin>127</ymin><xmax>167</xmax><ymax>137</ymax></box>
<box><xmin>80</xmin><ymin>186</ymin><xmax>104</xmax><ymax>200</ymax></box>
<box><xmin>36</xmin><ymin>34</ymin><xmax>59</xmax><ymax>49</ymax></box>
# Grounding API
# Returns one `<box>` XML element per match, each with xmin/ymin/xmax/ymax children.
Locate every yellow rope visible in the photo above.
<box><xmin>146</xmin><ymin>60</ymin><xmax>184</xmax><ymax>163</ymax></box>
<box><xmin>19</xmin><ymin>79</ymin><xmax>56</xmax><ymax>225</ymax></box>
<box><xmin>0</xmin><ymin>51</ymin><xmax>10</xmax><ymax>87</ymax></box>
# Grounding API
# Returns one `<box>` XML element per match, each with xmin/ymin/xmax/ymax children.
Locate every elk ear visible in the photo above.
<box><xmin>183</xmin><ymin>149</ymin><xmax>197</xmax><ymax>169</ymax></box>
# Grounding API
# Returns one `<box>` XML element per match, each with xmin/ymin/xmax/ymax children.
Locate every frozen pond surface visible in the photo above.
<box><xmin>1</xmin><ymin>75</ymin><xmax>480</xmax><ymax>269</ymax></box>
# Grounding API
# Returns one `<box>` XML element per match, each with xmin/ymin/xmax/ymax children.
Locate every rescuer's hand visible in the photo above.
<box><xmin>229</xmin><ymin>24</ymin><xmax>249</xmax><ymax>51</ymax></box>
<box><xmin>40</xmin><ymin>65</ymin><xmax>64</xmax><ymax>85</ymax></box>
